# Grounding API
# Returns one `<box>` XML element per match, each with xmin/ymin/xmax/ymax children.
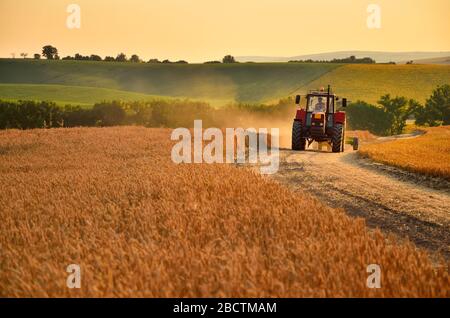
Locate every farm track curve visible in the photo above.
<box><xmin>264</xmin><ymin>143</ymin><xmax>450</xmax><ymax>261</ymax></box>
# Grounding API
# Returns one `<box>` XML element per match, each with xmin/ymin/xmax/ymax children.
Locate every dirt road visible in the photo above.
<box><xmin>266</xmin><ymin>144</ymin><xmax>450</xmax><ymax>260</ymax></box>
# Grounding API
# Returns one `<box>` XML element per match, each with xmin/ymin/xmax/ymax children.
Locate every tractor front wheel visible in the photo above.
<box><xmin>332</xmin><ymin>123</ymin><xmax>344</xmax><ymax>153</ymax></box>
<box><xmin>292</xmin><ymin>121</ymin><xmax>306</xmax><ymax>151</ymax></box>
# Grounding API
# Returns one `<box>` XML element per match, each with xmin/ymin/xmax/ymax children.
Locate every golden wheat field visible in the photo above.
<box><xmin>0</xmin><ymin>126</ymin><xmax>448</xmax><ymax>297</ymax></box>
<box><xmin>359</xmin><ymin>126</ymin><xmax>450</xmax><ymax>180</ymax></box>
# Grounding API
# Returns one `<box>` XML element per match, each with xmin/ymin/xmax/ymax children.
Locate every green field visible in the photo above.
<box><xmin>0</xmin><ymin>84</ymin><xmax>169</xmax><ymax>107</ymax></box>
<box><xmin>0</xmin><ymin>59</ymin><xmax>339</xmax><ymax>105</ymax></box>
<box><xmin>0</xmin><ymin>59</ymin><xmax>449</xmax><ymax>106</ymax></box>
<box><xmin>301</xmin><ymin>64</ymin><xmax>450</xmax><ymax>104</ymax></box>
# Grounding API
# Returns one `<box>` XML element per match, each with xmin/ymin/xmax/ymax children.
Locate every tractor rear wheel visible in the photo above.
<box><xmin>332</xmin><ymin>123</ymin><xmax>344</xmax><ymax>153</ymax></box>
<box><xmin>292</xmin><ymin>121</ymin><xmax>306</xmax><ymax>151</ymax></box>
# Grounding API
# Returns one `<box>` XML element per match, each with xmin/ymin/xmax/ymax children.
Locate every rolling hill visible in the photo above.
<box><xmin>0</xmin><ymin>59</ymin><xmax>448</xmax><ymax>106</ymax></box>
<box><xmin>0</xmin><ymin>59</ymin><xmax>339</xmax><ymax>105</ymax></box>
<box><xmin>0</xmin><ymin>84</ymin><xmax>169</xmax><ymax>107</ymax></box>
<box><xmin>237</xmin><ymin>51</ymin><xmax>450</xmax><ymax>63</ymax></box>
<box><xmin>405</xmin><ymin>56</ymin><xmax>450</xmax><ymax>65</ymax></box>
<box><xmin>298</xmin><ymin>64</ymin><xmax>450</xmax><ymax>104</ymax></box>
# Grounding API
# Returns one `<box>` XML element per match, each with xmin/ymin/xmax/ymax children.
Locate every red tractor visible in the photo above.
<box><xmin>292</xmin><ymin>85</ymin><xmax>347</xmax><ymax>153</ymax></box>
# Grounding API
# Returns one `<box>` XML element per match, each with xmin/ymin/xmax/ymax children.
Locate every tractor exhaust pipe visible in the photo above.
<box><xmin>327</xmin><ymin>85</ymin><xmax>330</xmax><ymax>111</ymax></box>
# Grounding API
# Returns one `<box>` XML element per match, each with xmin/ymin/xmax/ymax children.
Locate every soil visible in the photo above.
<box><xmin>260</xmin><ymin>135</ymin><xmax>450</xmax><ymax>261</ymax></box>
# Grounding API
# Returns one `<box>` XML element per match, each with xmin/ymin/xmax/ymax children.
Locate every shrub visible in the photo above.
<box><xmin>92</xmin><ymin>101</ymin><xmax>126</xmax><ymax>126</ymax></box>
<box><xmin>415</xmin><ymin>84</ymin><xmax>450</xmax><ymax>126</ymax></box>
<box><xmin>346</xmin><ymin>101</ymin><xmax>392</xmax><ymax>136</ymax></box>
<box><xmin>62</xmin><ymin>105</ymin><xmax>96</xmax><ymax>127</ymax></box>
<box><xmin>0</xmin><ymin>100</ymin><xmax>63</xmax><ymax>129</ymax></box>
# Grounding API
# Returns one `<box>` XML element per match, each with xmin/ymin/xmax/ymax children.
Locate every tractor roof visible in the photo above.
<box><xmin>308</xmin><ymin>88</ymin><xmax>335</xmax><ymax>96</ymax></box>
<box><xmin>307</xmin><ymin>91</ymin><xmax>336</xmax><ymax>97</ymax></box>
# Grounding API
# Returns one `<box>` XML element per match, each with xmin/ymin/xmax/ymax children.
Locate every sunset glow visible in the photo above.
<box><xmin>0</xmin><ymin>0</ymin><xmax>449</xmax><ymax>62</ymax></box>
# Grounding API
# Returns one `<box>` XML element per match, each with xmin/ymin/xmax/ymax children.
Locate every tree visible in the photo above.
<box><xmin>74</xmin><ymin>53</ymin><xmax>90</xmax><ymax>60</ymax></box>
<box><xmin>346</xmin><ymin>101</ymin><xmax>392</xmax><ymax>136</ymax></box>
<box><xmin>0</xmin><ymin>100</ymin><xmax>63</xmax><ymax>129</ymax></box>
<box><xmin>20</xmin><ymin>53</ymin><xmax>28</xmax><ymax>59</ymax></box>
<box><xmin>130</xmin><ymin>54</ymin><xmax>140</xmax><ymax>63</ymax></box>
<box><xmin>222</xmin><ymin>55</ymin><xmax>236</xmax><ymax>63</ymax></box>
<box><xmin>147</xmin><ymin>58</ymin><xmax>160</xmax><ymax>63</ymax></box>
<box><xmin>428</xmin><ymin>85</ymin><xmax>450</xmax><ymax>125</ymax></box>
<box><xmin>377</xmin><ymin>94</ymin><xmax>412</xmax><ymax>135</ymax></box>
<box><xmin>415</xmin><ymin>85</ymin><xmax>450</xmax><ymax>126</ymax></box>
<box><xmin>116</xmin><ymin>53</ymin><xmax>127</xmax><ymax>62</ymax></box>
<box><xmin>104</xmin><ymin>56</ymin><xmax>115</xmax><ymax>62</ymax></box>
<box><xmin>89</xmin><ymin>54</ymin><xmax>102</xmax><ymax>61</ymax></box>
<box><xmin>42</xmin><ymin>45</ymin><xmax>58</xmax><ymax>59</ymax></box>
<box><xmin>413</xmin><ymin>102</ymin><xmax>433</xmax><ymax>127</ymax></box>
<box><xmin>162</xmin><ymin>59</ymin><xmax>171</xmax><ymax>64</ymax></box>
<box><xmin>92</xmin><ymin>101</ymin><xmax>126</xmax><ymax>126</ymax></box>
<box><xmin>34</xmin><ymin>54</ymin><xmax>41</xmax><ymax>59</ymax></box>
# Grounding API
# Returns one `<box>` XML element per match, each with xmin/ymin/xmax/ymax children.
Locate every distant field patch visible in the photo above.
<box><xmin>0</xmin><ymin>84</ymin><xmax>169</xmax><ymax>107</ymax></box>
<box><xmin>359</xmin><ymin>126</ymin><xmax>450</xmax><ymax>179</ymax></box>
<box><xmin>1</xmin><ymin>60</ymin><xmax>448</xmax><ymax>106</ymax></box>
<box><xmin>301</xmin><ymin>64</ymin><xmax>450</xmax><ymax>104</ymax></box>
<box><xmin>0</xmin><ymin>59</ymin><xmax>341</xmax><ymax>103</ymax></box>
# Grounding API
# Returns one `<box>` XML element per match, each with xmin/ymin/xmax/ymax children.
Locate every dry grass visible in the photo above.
<box><xmin>0</xmin><ymin>126</ymin><xmax>448</xmax><ymax>297</ymax></box>
<box><xmin>360</xmin><ymin>126</ymin><xmax>450</xmax><ymax>180</ymax></box>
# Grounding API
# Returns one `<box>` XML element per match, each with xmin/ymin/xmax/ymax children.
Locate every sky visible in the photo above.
<box><xmin>0</xmin><ymin>0</ymin><xmax>449</xmax><ymax>62</ymax></box>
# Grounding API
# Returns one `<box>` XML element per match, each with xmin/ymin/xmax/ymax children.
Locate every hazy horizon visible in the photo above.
<box><xmin>1</xmin><ymin>0</ymin><xmax>449</xmax><ymax>62</ymax></box>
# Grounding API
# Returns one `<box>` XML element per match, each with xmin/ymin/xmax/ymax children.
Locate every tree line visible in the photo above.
<box><xmin>346</xmin><ymin>84</ymin><xmax>450</xmax><ymax>135</ymax></box>
<box><xmin>0</xmin><ymin>100</ymin><xmax>206</xmax><ymax>129</ymax></box>
<box><xmin>23</xmin><ymin>45</ymin><xmax>239</xmax><ymax>64</ymax></box>
<box><xmin>289</xmin><ymin>55</ymin><xmax>376</xmax><ymax>64</ymax></box>
<box><xmin>0</xmin><ymin>98</ymin><xmax>293</xmax><ymax>130</ymax></box>
<box><xmin>0</xmin><ymin>85</ymin><xmax>448</xmax><ymax>134</ymax></box>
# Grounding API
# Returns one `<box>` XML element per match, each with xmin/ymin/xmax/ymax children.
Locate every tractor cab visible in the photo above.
<box><xmin>308</xmin><ymin>95</ymin><xmax>330</xmax><ymax>113</ymax></box>
<box><xmin>292</xmin><ymin>85</ymin><xmax>348</xmax><ymax>153</ymax></box>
